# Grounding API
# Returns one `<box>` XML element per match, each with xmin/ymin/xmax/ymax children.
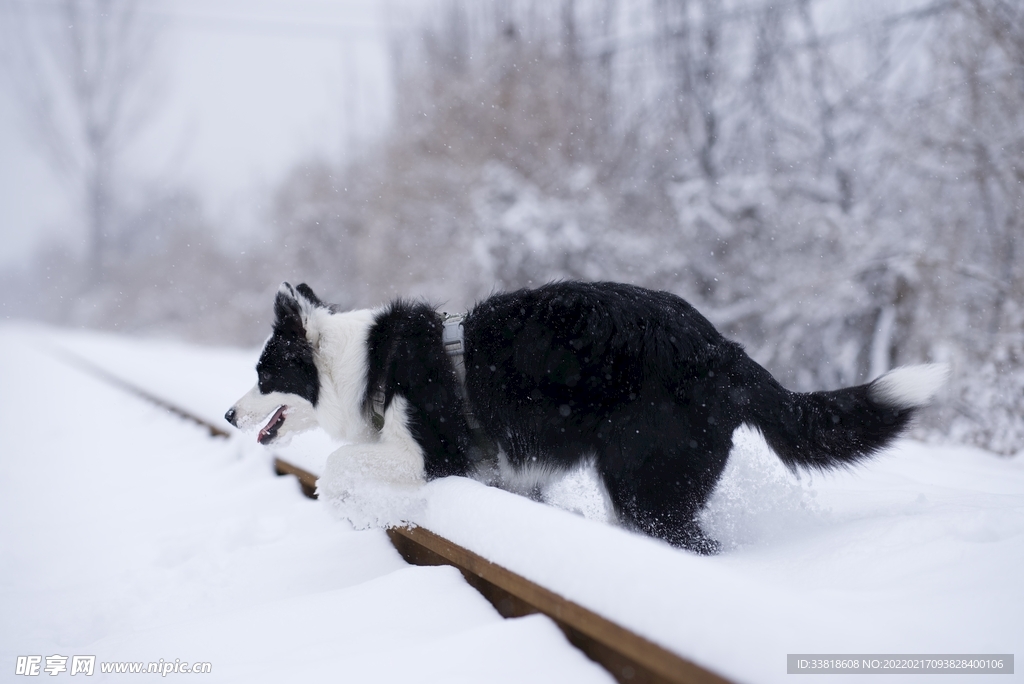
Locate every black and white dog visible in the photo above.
<box><xmin>226</xmin><ymin>281</ymin><xmax>946</xmax><ymax>553</ymax></box>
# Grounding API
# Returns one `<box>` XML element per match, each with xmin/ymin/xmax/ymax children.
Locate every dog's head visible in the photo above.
<box><xmin>225</xmin><ymin>282</ymin><xmax>325</xmax><ymax>445</ymax></box>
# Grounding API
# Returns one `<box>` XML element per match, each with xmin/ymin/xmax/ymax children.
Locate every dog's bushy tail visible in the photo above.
<box><xmin>738</xmin><ymin>358</ymin><xmax>948</xmax><ymax>470</ymax></box>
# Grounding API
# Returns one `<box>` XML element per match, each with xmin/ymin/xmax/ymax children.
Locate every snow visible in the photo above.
<box><xmin>410</xmin><ymin>433</ymin><xmax>1024</xmax><ymax>683</ymax></box>
<box><xmin>45</xmin><ymin>324</ymin><xmax>338</xmax><ymax>475</ymax></box>
<box><xmin>4</xmin><ymin>323</ymin><xmax>1021</xmax><ymax>683</ymax></box>
<box><xmin>0</xmin><ymin>324</ymin><xmax>612</xmax><ymax>683</ymax></box>
<box><xmin>44</xmin><ymin>325</ymin><xmax>255</xmax><ymax>430</ymax></box>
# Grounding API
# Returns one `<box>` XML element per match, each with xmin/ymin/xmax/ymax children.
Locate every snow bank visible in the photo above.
<box><xmin>408</xmin><ymin>431</ymin><xmax>1023</xmax><ymax>683</ymax></box>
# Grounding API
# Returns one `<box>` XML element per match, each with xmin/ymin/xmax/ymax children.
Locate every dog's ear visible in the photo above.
<box><xmin>274</xmin><ymin>282</ymin><xmax>306</xmax><ymax>338</ymax></box>
<box><xmin>295</xmin><ymin>283</ymin><xmax>325</xmax><ymax>309</ymax></box>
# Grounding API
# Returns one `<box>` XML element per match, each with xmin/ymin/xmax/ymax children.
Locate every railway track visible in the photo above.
<box><xmin>55</xmin><ymin>346</ymin><xmax>733</xmax><ymax>684</ymax></box>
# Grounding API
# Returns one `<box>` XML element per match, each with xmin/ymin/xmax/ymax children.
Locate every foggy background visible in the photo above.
<box><xmin>0</xmin><ymin>0</ymin><xmax>1021</xmax><ymax>455</ymax></box>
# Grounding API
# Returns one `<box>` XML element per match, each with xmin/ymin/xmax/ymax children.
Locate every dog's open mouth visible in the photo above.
<box><xmin>257</xmin><ymin>406</ymin><xmax>287</xmax><ymax>445</ymax></box>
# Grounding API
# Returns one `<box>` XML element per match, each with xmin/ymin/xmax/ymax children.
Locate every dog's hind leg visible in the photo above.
<box><xmin>595</xmin><ymin>420</ymin><xmax>731</xmax><ymax>554</ymax></box>
<box><xmin>666</xmin><ymin>519</ymin><xmax>721</xmax><ymax>555</ymax></box>
<box><xmin>600</xmin><ymin>472</ymin><xmax>721</xmax><ymax>554</ymax></box>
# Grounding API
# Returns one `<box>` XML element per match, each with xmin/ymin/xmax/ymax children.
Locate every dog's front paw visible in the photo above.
<box><xmin>316</xmin><ymin>445</ymin><xmax>426</xmax><ymax>530</ymax></box>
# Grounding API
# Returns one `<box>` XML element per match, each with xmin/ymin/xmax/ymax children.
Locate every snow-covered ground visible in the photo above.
<box><xmin>3</xmin><ymin>324</ymin><xmax>1021</xmax><ymax>683</ymax></box>
<box><xmin>0</xmin><ymin>325</ymin><xmax>611</xmax><ymax>683</ymax></box>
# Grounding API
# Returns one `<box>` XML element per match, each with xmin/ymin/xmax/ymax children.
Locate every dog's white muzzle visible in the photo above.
<box><xmin>225</xmin><ymin>384</ymin><xmax>318</xmax><ymax>445</ymax></box>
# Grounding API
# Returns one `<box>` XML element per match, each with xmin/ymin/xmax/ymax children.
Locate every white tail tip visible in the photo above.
<box><xmin>870</xmin><ymin>363</ymin><xmax>950</xmax><ymax>408</ymax></box>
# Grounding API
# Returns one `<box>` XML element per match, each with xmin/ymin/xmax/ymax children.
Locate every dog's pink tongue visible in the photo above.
<box><xmin>258</xmin><ymin>406</ymin><xmax>286</xmax><ymax>444</ymax></box>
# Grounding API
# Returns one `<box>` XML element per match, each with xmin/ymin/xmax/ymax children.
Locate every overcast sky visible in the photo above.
<box><xmin>0</xmin><ymin>0</ymin><xmax>394</xmax><ymax>268</ymax></box>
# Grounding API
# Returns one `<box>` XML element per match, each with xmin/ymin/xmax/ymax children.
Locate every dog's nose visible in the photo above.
<box><xmin>224</xmin><ymin>407</ymin><xmax>238</xmax><ymax>427</ymax></box>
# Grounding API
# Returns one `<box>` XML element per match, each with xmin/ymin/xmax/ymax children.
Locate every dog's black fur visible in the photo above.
<box><xmin>256</xmin><ymin>284</ymin><xmax>323</xmax><ymax>405</ymax></box>
<box><xmin>258</xmin><ymin>281</ymin><xmax>930</xmax><ymax>554</ymax></box>
<box><xmin>366</xmin><ymin>301</ymin><xmax>476</xmax><ymax>480</ymax></box>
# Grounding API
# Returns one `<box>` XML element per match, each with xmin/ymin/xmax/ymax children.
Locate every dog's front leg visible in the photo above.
<box><xmin>315</xmin><ymin>441</ymin><xmax>427</xmax><ymax>529</ymax></box>
<box><xmin>318</xmin><ymin>441</ymin><xmax>425</xmax><ymax>497</ymax></box>
<box><xmin>318</xmin><ymin>395</ymin><xmax>427</xmax><ymax>494</ymax></box>
<box><xmin>314</xmin><ymin>396</ymin><xmax>429</xmax><ymax>529</ymax></box>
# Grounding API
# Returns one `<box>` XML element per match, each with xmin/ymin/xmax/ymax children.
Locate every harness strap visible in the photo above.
<box><xmin>441</xmin><ymin>313</ymin><xmax>479</xmax><ymax>430</ymax></box>
<box><xmin>442</xmin><ymin>314</ymin><xmax>499</xmax><ymax>462</ymax></box>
